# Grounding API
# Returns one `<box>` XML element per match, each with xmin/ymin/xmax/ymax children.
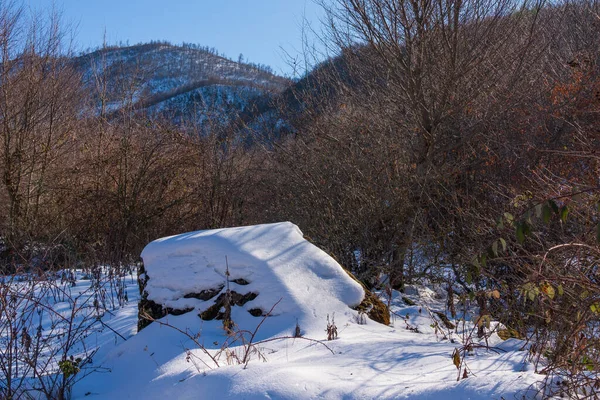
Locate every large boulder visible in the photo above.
<box><xmin>138</xmin><ymin>222</ymin><xmax>389</xmax><ymax>335</ymax></box>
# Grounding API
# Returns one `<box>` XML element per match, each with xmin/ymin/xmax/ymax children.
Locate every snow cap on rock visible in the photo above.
<box><xmin>140</xmin><ymin>222</ymin><xmax>365</xmax><ymax>336</ymax></box>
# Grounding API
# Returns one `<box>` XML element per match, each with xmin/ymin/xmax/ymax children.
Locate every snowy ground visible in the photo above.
<box><xmin>2</xmin><ymin>223</ymin><xmax>549</xmax><ymax>399</ymax></box>
<box><xmin>68</xmin><ymin>284</ymin><xmax>543</xmax><ymax>400</ymax></box>
<box><xmin>72</xmin><ymin>223</ymin><xmax>545</xmax><ymax>399</ymax></box>
<box><xmin>0</xmin><ymin>268</ymin><xmax>140</xmax><ymax>399</ymax></box>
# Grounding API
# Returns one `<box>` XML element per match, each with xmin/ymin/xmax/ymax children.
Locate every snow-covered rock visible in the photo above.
<box><xmin>139</xmin><ymin>222</ymin><xmax>377</xmax><ymax>337</ymax></box>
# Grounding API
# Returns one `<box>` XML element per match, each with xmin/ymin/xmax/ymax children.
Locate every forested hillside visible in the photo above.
<box><xmin>1</xmin><ymin>0</ymin><xmax>599</xmax><ymax>397</ymax></box>
<box><xmin>74</xmin><ymin>41</ymin><xmax>288</xmax><ymax>125</ymax></box>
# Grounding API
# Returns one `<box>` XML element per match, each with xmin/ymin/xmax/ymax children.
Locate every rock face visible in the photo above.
<box><xmin>137</xmin><ymin>222</ymin><xmax>389</xmax><ymax>335</ymax></box>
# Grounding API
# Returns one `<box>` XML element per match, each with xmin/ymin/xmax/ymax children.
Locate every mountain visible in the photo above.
<box><xmin>74</xmin><ymin>42</ymin><xmax>290</xmax><ymax>129</ymax></box>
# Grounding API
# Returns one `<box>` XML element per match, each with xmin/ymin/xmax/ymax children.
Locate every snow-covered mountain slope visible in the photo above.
<box><xmin>69</xmin><ymin>223</ymin><xmax>547</xmax><ymax>399</ymax></box>
<box><xmin>74</xmin><ymin>42</ymin><xmax>289</xmax><ymax>124</ymax></box>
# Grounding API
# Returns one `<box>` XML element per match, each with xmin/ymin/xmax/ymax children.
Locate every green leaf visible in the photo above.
<box><xmin>557</xmin><ymin>285</ymin><xmax>564</xmax><ymax>296</ymax></box>
<box><xmin>541</xmin><ymin>283</ymin><xmax>555</xmax><ymax>300</ymax></box>
<box><xmin>535</xmin><ymin>204</ymin><xmax>542</xmax><ymax>218</ymax></box>
<box><xmin>477</xmin><ymin>315</ymin><xmax>490</xmax><ymax>328</ymax></box>
<box><xmin>492</xmin><ymin>241</ymin><xmax>499</xmax><ymax>257</ymax></box>
<box><xmin>499</xmin><ymin>238</ymin><xmax>507</xmax><ymax>252</ymax></box>
<box><xmin>480</xmin><ymin>254</ymin><xmax>487</xmax><ymax>268</ymax></box>
<box><xmin>504</xmin><ymin>212</ymin><xmax>514</xmax><ymax>224</ymax></box>
<box><xmin>559</xmin><ymin>206</ymin><xmax>569</xmax><ymax>222</ymax></box>
<box><xmin>516</xmin><ymin>223</ymin><xmax>525</xmax><ymax>244</ymax></box>
<box><xmin>524</xmin><ymin>210</ymin><xmax>532</xmax><ymax>224</ymax></box>
<box><xmin>58</xmin><ymin>359</ymin><xmax>80</xmax><ymax>379</ymax></box>
<box><xmin>522</xmin><ymin>283</ymin><xmax>538</xmax><ymax>302</ymax></box>
<box><xmin>466</xmin><ymin>270</ymin><xmax>473</xmax><ymax>285</ymax></box>
<box><xmin>542</xmin><ymin>204</ymin><xmax>552</xmax><ymax>223</ymax></box>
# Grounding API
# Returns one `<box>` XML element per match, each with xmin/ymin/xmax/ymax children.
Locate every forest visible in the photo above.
<box><xmin>0</xmin><ymin>0</ymin><xmax>599</xmax><ymax>398</ymax></box>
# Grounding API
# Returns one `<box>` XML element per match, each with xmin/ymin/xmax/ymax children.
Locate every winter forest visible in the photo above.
<box><xmin>0</xmin><ymin>0</ymin><xmax>600</xmax><ymax>399</ymax></box>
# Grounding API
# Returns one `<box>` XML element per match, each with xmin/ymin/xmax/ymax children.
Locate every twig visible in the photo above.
<box><xmin>241</xmin><ymin>298</ymin><xmax>282</xmax><ymax>364</ymax></box>
<box><xmin>140</xmin><ymin>311</ymin><xmax>220</xmax><ymax>368</ymax></box>
<box><xmin>253</xmin><ymin>335</ymin><xmax>335</xmax><ymax>355</ymax></box>
<box><xmin>94</xmin><ymin>317</ymin><xmax>127</xmax><ymax>342</ymax></box>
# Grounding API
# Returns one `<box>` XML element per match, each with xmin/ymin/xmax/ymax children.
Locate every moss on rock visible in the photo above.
<box><xmin>355</xmin><ymin>290</ymin><xmax>390</xmax><ymax>325</ymax></box>
<box><xmin>300</xmin><ymin>237</ymin><xmax>390</xmax><ymax>326</ymax></box>
<box><xmin>343</xmin><ymin>269</ymin><xmax>390</xmax><ymax>325</ymax></box>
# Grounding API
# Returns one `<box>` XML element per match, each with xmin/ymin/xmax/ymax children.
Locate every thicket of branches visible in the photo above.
<box><xmin>0</xmin><ymin>4</ymin><xmax>266</xmax><ymax>273</ymax></box>
<box><xmin>263</xmin><ymin>0</ymin><xmax>600</xmax><ymax>396</ymax></box>
<box><xmin>0</xmin><ymin>0</ymin><xmax>599</xmax><ymax>397</ymax></box>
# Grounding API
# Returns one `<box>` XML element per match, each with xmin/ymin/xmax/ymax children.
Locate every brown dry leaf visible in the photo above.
<box><xmin>452</xmin><ymin>349</ymin><xmax>461</xmax><ymax>369</ymax></box>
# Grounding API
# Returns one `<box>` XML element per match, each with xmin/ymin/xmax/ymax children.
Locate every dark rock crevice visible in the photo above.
<box><xmin>200</xmin><ymin>291</ymin><xmax>259</xmax><ymax>321</ymax></box>
<box><xmin>138</xmin><ymin>297</ymin><xmax>166</xmax><ymax>331</ymax></box>
<box><xmin>248</xmin><ymin>308</ymin><xmax>264</xmax><ymax>317</ymax></box>
<box><xmin>183</xmin><ymin>285</ymin><xmax>224</xmax><ymax>301</ymax></box>
<box><xmin>166</xmin><ymin>307</ymin><xmax>194</xmax><ymax>316</ymax></box>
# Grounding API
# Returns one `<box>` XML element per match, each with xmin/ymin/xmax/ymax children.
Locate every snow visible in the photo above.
<box><xmin>78</xmin><ymin>43</ymin><xmax>287</xmax><ymax>112</ymax></box>
<box><xmin>140</xmin><ymin>222</ymin><xmax>365</xmax><ymax>338</ymax></box>
<box><xmin>0</xmin><ymin>268</ymin><xmax>141</xmax><ymax>399</ymax></box>
<box><xmin>2</xmin><ymin>222</ymin><xmax>549</xmax><ymax>399</ymax></box>
<box><xmin>71</xmin><ymin>284</ymin><xmax>544</xmax><ymax>399</ymax></box>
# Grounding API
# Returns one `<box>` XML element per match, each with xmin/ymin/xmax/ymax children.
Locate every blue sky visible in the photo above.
<box><xmin>25</xmin><ymin>0</ymin><xmax>327</xmax><ymax>77</ymax></box>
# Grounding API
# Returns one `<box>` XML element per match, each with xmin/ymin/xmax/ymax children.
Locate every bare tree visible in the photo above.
<box><xmin>0</xmin><ymin>2</ymin><xmax>82</xmax><ymax>269</ymax></box>
<box><xmin>266</xmin><ymin>0</ymin><xmax>552</xmax><ymax>288</ymax></box>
